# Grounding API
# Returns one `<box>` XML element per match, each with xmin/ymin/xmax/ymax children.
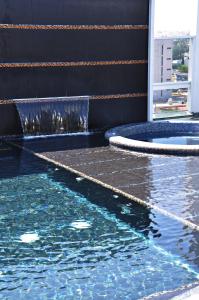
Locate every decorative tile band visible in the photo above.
<box><xmin>0</xmin><ymin>93</ymin><xmax>147</xmax><ymax>104</ymax></box>
<box><xmin>0</xmin><ymin>23</ymin><xmax>148</xmax><ymax>31</ymax></box>
<box><xmin>0</xmin><ymin>60</ymin><xmax>147</xmax><ymax>69</ymax></box>
<box><xmin>91</xmin><ymin>93</ymin><xmax>147</xmax><ymax>100</ymax></box>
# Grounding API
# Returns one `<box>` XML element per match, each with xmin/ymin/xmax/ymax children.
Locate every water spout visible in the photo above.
<box><xmin>15</xmin><ymin>96</ymin><xmax>89</xmax><ymax>136</ymax></box>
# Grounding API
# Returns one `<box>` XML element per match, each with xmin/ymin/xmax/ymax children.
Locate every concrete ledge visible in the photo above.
<box><xmin>105</xmin><ymin>121</ymin><xmax>199</xmax><ymax>156</ymax></box>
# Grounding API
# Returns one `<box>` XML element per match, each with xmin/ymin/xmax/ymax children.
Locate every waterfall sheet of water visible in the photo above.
<box><xmin>16</xmin><ymin>96</ymin><xmax>89</xmax><ymax>136</ymax></box>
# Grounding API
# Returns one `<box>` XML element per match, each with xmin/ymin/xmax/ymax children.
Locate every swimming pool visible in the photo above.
<box><xmin>0</xmin><ymin>143</ymin><xmax>199</xmax><ymax>299</ymax></box>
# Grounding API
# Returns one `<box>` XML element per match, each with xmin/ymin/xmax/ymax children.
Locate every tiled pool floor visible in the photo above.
<box><xmin>10</xmin><ymin>133</ymin><xmax>199</xmax><ymax>230</ymax></box>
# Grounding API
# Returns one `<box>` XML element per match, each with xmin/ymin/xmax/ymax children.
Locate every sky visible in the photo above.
<box><xmin>154</xmin><ymin>0</ymin><xmax>198</xmax><ymax>35</ymax></box>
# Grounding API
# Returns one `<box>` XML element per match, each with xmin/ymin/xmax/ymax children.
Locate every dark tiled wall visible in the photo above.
<box><xmin>0</xmin><ymin>0</ymin><xmax>149</xmax><ymax>25</ymax></box>
<box><xmin>0</xmin><ymin>0</ymin><xmax>149</xmax><ymax>135</ymax></box>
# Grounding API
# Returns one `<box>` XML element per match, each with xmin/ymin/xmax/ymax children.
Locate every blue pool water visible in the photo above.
<box><xmin>129</xmin><ymin>132</ymin><xmax>199</xmax><ymax>145</ymax></box>
<box><xmin>0</xmin><ymin>144</ymin><xmax>199</xmax><ymax>299</ymax></box>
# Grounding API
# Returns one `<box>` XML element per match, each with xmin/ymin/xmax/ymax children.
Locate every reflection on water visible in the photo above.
<box><xmin>141</xmin><ymin>155</ymin><xmax>199</xmax><ymax>267</ymax></box>
<box><xmin>129</xmin><ymin>132</ymin><xmax>199</xmax><ymax>145</ymax></box>
<box><xmin>16</xmin><ymin>97</ymin><xmax>89</xmax><ymax>136</ymax></box>
<box><xmin>0</xmin><ymin>145</ymin><xmax>199</xmax><ymax>299</ymax></box>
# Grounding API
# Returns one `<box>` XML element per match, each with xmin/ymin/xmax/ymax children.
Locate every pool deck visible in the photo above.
<box><xmin>10</xmin><ymin>132</ymin><xmax>199</xmax><ymax>230</ymax></box>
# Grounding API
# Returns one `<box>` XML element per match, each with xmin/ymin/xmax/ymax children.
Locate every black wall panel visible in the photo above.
<box><xmin>0</xmin><ymin>65</ymin><xmax>147</xmax><ymax>99</ymax></box>
<box><xmin>89</xmin><ymin>98</ymin><xmax>147</xmax><ymax>130</ymax></box>
<box><xmin>0</xmin><ymin>104</ymin><xmax>22</xmax><ymax>135</ymax></box>
<box><xmin>0</xmin><ymin>0</ymin><xmax>149</xmax><ymax>25</ymax></box>
<box><xmin>0</xmin><ymin>30</ymin><xmax>148</xmax><ymax>62</ymax></box>
<box><xmin>0</xmin><ymin>0</ymin><xmax>149</xmax><ymax>135</ymax></box>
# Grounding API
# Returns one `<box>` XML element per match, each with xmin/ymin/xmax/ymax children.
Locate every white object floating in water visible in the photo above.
<box><xmin>70</xmin><ymin>221</ymin><xmax>91</xmax><ymax>229</ymax></box>
<box><xmin>76</xmin><ymin>177</ymin><xmax>84</xmax><ymax>182</ymax></box>
<box><xmin>113</xmin><ymin>195</ymin><xmax>119</xmax><ymax>199</ymax></box>
<box><xmin>77</xmin><ymin>288</ymin><xmax>82</xmax><ymax>296</ymax></box>
<box><xmin>20</xmin><ymin>233</ymin><xmax>40</xmax><ymax>243</ymax></box>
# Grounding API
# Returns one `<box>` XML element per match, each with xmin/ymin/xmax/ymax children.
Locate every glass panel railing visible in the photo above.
<box><xmin>153</xmin><ymin>88</ymin><xmax>191</xmax><ymax>119</ymax></box>
<box><xmin>154</xmin><ymin>38</ymin><xmax>191</xmax><ymax>84</ymax></box>
<box><xmin>153</xmin><ymin>36</ymin><xmax>193</xmax><ymax>119</ymax></box>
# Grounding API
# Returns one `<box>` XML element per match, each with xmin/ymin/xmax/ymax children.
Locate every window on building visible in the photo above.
<box><xmin>150</xmin><ymin>0</ymin><xmax>198</xmax><ymax>120</ymax></box>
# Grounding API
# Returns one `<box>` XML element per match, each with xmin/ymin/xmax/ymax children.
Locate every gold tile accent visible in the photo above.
<box><xmin>0</xmin><ymin>24</ymin><xmax>148</xmax><ymax>31</ymax></box>
<box><xmin>91</xmin><ymin>93</ymin><xmax>147</xmax><ymax>100</ymax></box>
<box><xmin>0</xmin><ymin>93</ymin><xmax>147</xmax><ymax>104</ymax></box>
<box><xmin>0</xmin><ymin>60</ymin><xmax>147</xmax><ymax>69</ymax></box>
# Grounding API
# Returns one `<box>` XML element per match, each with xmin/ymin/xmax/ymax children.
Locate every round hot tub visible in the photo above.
<box><xmin>105</xmin><ymin>121</ymin><xmax>199</xmax><ymax>155</ymax></box>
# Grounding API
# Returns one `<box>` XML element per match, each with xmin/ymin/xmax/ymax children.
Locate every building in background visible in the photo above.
<box><xmin>154</xmin><ymin>38</ymin><xmax>173</xmax><ymax>102</ymax></box>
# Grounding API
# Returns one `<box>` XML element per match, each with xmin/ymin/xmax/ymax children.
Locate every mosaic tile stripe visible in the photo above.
<box><xmin>0</xmin><ymin>60</ymin><xmax>147</xmax><ymax>69</ymax></box>
<box><xmin>0</xmin><ymin>93</ymin><xmax>147</xmax><ymax>104</ymax></box>
<box><xmin>0</xmin><ymin>23</ymin><xmax>148</xmax><ymax>31</ymax></box>
<box><xmin>91</xmin><ymin>93</ymin><xmax>147</xmax><ymax>100</ymax></box>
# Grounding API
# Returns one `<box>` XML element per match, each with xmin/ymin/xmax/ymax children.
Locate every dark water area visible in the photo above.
<box><xmin>16</xmin><ymin>97</ymin><xmax>89</xmax><ymax>136</ymax></box>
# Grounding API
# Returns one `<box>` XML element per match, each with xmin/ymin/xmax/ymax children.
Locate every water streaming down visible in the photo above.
<box><xmin>16</xmin><ymin>96</ymin><xmax>89</xmax><ymax>136</ymax></box>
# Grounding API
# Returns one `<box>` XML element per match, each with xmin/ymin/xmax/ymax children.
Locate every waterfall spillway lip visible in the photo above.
<box><xmin>105</xmin><ymin>121</ymin><xmax>199</xmax><ymax>156</ymax></box>
<box><xmin>5</xmin><ymin>95</ymin><xmax>89</xmax><ymax>104</ymax></box>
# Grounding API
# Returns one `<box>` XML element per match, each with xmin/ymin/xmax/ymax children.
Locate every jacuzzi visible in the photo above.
<box><xmin>105</xmin><ymin>121</ymin><xmax>199</xmax><ymax>155</ymax></box>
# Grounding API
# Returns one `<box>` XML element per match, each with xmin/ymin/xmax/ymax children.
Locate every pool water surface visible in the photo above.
<box><xmin>129</xmin><ymin>132</ymin><xmax>199</xmax><ymax>146</ymax></box>
<box><xmin>0</xmin><ymin>144</ymin><xmax>199</xmax><ymax>299</ymax></box>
